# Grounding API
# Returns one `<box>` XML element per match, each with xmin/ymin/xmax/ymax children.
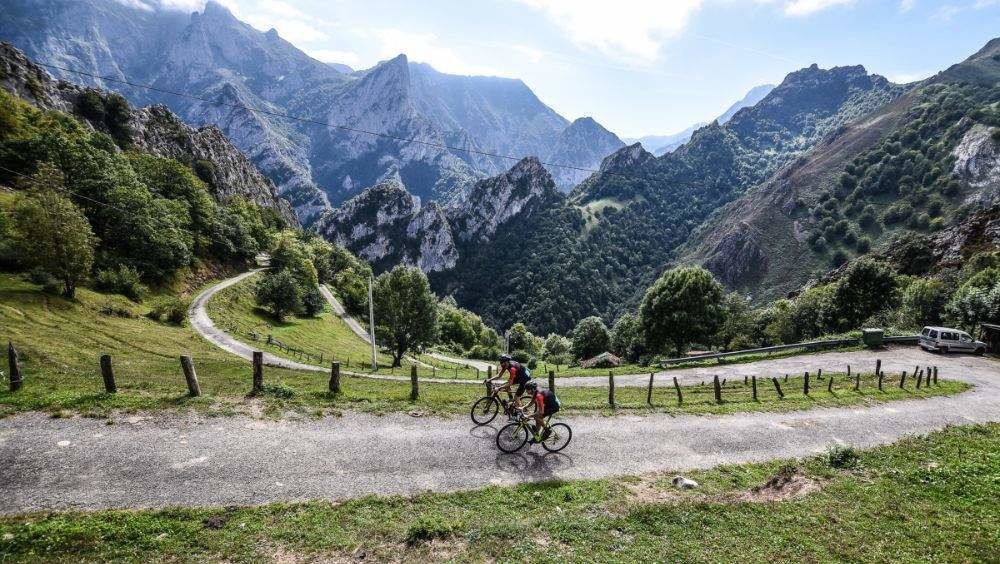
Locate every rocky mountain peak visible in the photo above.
<box><xmin>598</xmin><ymin>143</ymin><xmax>654</xmax><ymax>173</ymax></box>
<box><xmin>453</xmin><ymin>156</ymin><xmax>557</xmax><ymax>242</ymax></box>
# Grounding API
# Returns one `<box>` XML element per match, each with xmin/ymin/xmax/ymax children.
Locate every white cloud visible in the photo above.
<box><xmin>782</xmin><ymin>0</ymin><xmax>855</xmax><ymax>16</ymax></box>
<box><xmin>373</xmin><ymin>28</ymin><xmax>499</xmax><ymax>76</ymax></box>
<box><xmin>899</xmin><ymin>0</ymin><xmax>916</xmax><ymax>12</ymax></box>
<box><xmin>516</xmin><ymin>0</ymin><xmax>704</xmax><ymax>64</ymax></box>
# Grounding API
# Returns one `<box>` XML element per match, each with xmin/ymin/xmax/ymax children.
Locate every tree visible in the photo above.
<box><xmin>255</xmin><ymin>270</ymin><xmax>302</xmax><ymax>321</ymax></box>
<box><xmin>609</xmin><ymin>313</ymin><xmax>643</xmax><ymax>362</ymax></box>
<box><xmin>716</xmin><ymin>292</ymin><xmax>753</xmax><ymax>350</ymax></box>
<box><xmin>12</xmin><ymin>164</ymin><xmax>96</xmax><ymax>298</ymax></box>
<box><xmin>829</xmin><ymin>258</ymin><xmax>899</xmax><ymax>331</ymax></box>
<box><xmin>374</xmin><ymin>266</ymin><xmax>438</xmax><ymax>367</ymax></box>
<box><xmin>569</xmin><ymin>316</ymin><xmax>610</xmax><ymax>360</ymax></box>
<box><xmin>901</xmin><ymin>278</ymin><xmax>949</xmax><ymax>326</ymax></box>
<box><xmin>508</xmin><ymin>323</ymin><xmax>543</xmax><ymax>356</ymax></box>
<box><xmin>541</xmin><ymin>333</ymin><xmax>571</xmax><ymax>363</ymax></box>
<box><xmin>639</xmin><ymin>266</ymin><xmax>725</xmax><ymax>358</ymax></box>
<box><xmin>300</xmin><ymin>286</ymin><xmax>326</xmax><ymax>317</ymax></box>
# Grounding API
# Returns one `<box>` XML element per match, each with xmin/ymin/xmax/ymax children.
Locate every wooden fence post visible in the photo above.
<box><xmin>933</xmin><ymin>366</ymin><xmax>938</xmax><ymax>385</ymax></box>
<box><xmin>647</xmin><ymin>372</ymin><xmax>654</xmax><ymax>405</ymax></box>
<box><xmin>784</xmin><ymin>374</ymin><xmax>789</xmax><ymax>382</ymax></box>
<box><xmin>100</xmin><ymin>354</ymin><xmax>117</xmax><ymax>393</ymax></box>
<box><xmin>817</xmin><ymin>368</ymin><xmax>823</xmax><ymax>381</ymax></box>
<box><xmin>608</xmin><ymin>371</ymin><xmax>615</xmax><ymax>408</ymax></box>
<box><xmin>827</xmin><ymin>374</ymin><xmax>834</xmax><ymax>393</ymax></box>
<box><xmin>916</xmin><ymin>369</ymin><xmax>923</xmax><ymax>389</ymax></box>
<box><xmin>878</xmin><ymin>371</ymin><xmax>883</xmax><ymax>391</ymax></box>
<box><xmin>673</xmin><ymin>376</ymin><xmax>682</xmax><ymax>405</ymax></box>
<box><xmin>180</xmin><ymin>355</ymin><xmax>200</xmax><ymax>397</ymax></box>
<box><xmin>854</xmin><ymin>370</ymin><xmax>861</xmax><ymax>391</ymax></box>
<box><xmin>751</xmin><ymin>375</ymin><xmax>758</xmax><ymax>401</ymax></box>
<box><xmin>771</xmin><ymin>377</ymin><xmax>784</xmax><ymax>398</ymax></box>
<box><xmin>487</xmin><ymin>365</ymin><xmax>493</xmax><ymax>380</ymax></box>
<box><xmin>899</xmin><ymin>370</ymin><xmax>907</xmax><ymax>389</ymax></box>
<box><xmin>329</xmin><ymin>362</ymin><xmax>341</xmax><ymax>394</ymax></box>
<box><xmin>7</xmin><ymin>342</ymin><xmax>22</xmax><ymax>392</ymax></box>
<box><xmin>713</xmin><ymin>374</ymin><xmax>722</xmax><ymax>404</ymax></box>
<box><xmin>252</xmin><ymin>351</ymin><xmax>263</xmax><ymax>394</ymax></box>
<box><xmin>926</xmin><ymin>366</ymin><xmax>932</xmax><ymax>384</ymax></box>
<box><xmin>803</xmin><ymin>371</ymin><xmax>810</xmax><ymax>396</ymax></box>
<box><xmin>847</xmin><ymin>365</ymin><xmax>851</xmax><ymax>378</ymax></box>
<box><xmin>409</xmin><ymin>364</ymin><xmax>419</xmax><ymax>400</ymax></box>
<box><xmin>875</xmin><ymin>359</ymin><xmax>881</xmax><ymax>376</ymax></box>
<box><xmin>548</xmin><ymin>370</ymin><xmax>556</xmax><ymax>393</ymax></box>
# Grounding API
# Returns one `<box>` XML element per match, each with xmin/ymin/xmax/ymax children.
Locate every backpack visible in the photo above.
<box><xmin>512</xmin><ymin>361</ymin><xmax>531</xmax><ymax>383</ymax></box>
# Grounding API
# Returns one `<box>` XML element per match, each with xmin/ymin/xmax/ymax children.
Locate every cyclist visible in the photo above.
<box><xmin>524</xmin><ymin>380</ymin><xmax>560</xmax><ymax>442</ymax></box>
<box><xmin>488</xmin><ymin>354</ymin><xmax>532</xmax><ymax>406</ymax></box>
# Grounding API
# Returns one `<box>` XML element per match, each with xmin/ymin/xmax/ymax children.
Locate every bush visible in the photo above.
<box><xmin>467</xmin><ymin>343</ymin><xmax>502</xmax><ymax>361</ymax></box>
<box><xmin>830</xmin><ymin>249</ymin><xmax>849</xmax><ymax>267</ymax></box>
<box><xmin>856</xmin><ymin>237</ymin><xmax>871</xmax><ymax>254</ymax></box>
<box><xmin>811</xmin><ymin>236</ymin><xmax>828</xmax><ymax>252</ymax></box>
<box><xmin>148</xmin><ymin>297</ymin><xmax>186</xmax><ymax>325</ymax></box>
<box><xmin>882</xmin><ymin>202</ymin><xmax>913</xmax><ymax>224</ymax></box>
<box><xmin>406</xmin><ymin>516</ymin><xmax>461</xmax><ymax>545</ymax></box>
<box><xmin>570</xmin><ymin>316</ymin><xmax>611</xmax><ymax>360</ymax></box>
<box><xmin>94</xmin><ymin>265</ymin><xmax>147</xmax><ymax>302</ymax></box>
<box><xmin>256</xmin><ymin>270</ymin><xmax>302</xmax><ymax>321</ymax></box>
<box><xmin>25</xmin><ymin>267</ymin><xmax>56</xmax><ymax>286</ymax></box>
<box><xmin>825</xmin><ymin>444</ymin><xmax>860</xmax><ymax>469</ymax></box>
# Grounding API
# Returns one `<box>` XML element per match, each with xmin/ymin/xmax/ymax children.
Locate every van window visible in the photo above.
<box><xmin>929</xmin><ymin>330</ymin><xmax>938</xmax><ymax>338</ymax></box>
<box><xmin>942</xmin><ymin>332</ymin><xmax>954</xmax><ymax>340</ymax></box>
<box><xmin>921</xmin><ymin>327</ymin><xmax>930</xmax><ymax>336</ymax></box>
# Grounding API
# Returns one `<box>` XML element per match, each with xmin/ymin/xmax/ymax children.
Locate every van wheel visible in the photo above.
<box><xmin>975</xmin><ymin>347</ymin><xmax>985</xmax><ymax>356</ymax></box>
<box><xmin>940</xmin><ymin>346</ymin><xmax>949</xmax><ymax>354</ymax></box>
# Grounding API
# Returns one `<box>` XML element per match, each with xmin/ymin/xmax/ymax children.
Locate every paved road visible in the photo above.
<box><xmin>189</xmin><ymin>273</ymin><xmax>476</xmax><ymax>385</ymax></box>
<box><xmin>1</xmin><ymin>349</ymin><xmax>996</xmax><ymax>514</ymax></box>
<box><xmin>318</xmin><ymin>284</ymin><xmax>371</xmax><ymax>344</ymax></box>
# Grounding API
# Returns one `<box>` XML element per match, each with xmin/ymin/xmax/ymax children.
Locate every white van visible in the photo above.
<box><xmin>919</xmin><ymin>326</ymin><xmax>987</xmax><ymax>354</ymax></box>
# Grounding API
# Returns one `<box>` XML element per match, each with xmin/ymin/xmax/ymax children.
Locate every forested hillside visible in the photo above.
<box><xmin>680</xmin><ymin>38</ymin><xmax>1000</xmax><ymax>302</ymax></box>
<box><xmin>431</xmin><ymin>63</ymin><xmax>905</xmax><ymax>334</ymax></box>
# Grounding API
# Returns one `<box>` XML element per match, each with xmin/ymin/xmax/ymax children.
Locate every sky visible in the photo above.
<box><xmin>155</xmin><ymin>0</ymin><xmax>1000</xmax><ymax>138</ymax></box>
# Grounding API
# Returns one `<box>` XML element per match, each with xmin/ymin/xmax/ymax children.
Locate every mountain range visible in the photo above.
<box><xmin>2</xmin><ymin>0</ymin><xmax>997</xmax><ymax>337</ymax></box>
<box><xmin>0</xmin><ymin>0</ymin><xmax>623</xmax><ymax>221</ymax></box>
<box><xmin>625</xmin><ymin>83</ymin><xmax>775</xmax><ymax>155</ymax></box>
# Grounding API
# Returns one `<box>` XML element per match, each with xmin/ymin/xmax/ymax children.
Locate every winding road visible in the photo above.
<box><xmin>3</xmin><ymin>272</ymin><xmax>989</xmax><ymax>514</ymax></box>
<box><xmin>0</xmin><ymin>347</ymin><xmax>997</xmax><ymax>514</ymax></box>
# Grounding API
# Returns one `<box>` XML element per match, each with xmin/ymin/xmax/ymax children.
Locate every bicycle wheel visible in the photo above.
<box><xmin>470</xmin><ymin>396</ymin><xmax>500</xmax><ymax>425</ymax></box>
<box><xmin>496</xmin><ymin>422</ymin><xmax>529</xmax><ymax>453</ymax></box>
<box><xmin>541</xmin><ymin>423</ymin><xmax>572</xmax><ymax>452</ymax></box>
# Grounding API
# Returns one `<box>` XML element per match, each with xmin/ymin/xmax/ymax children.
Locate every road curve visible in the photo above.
<box><xmin>189</xmin><ymin>272</ymin><xmax>478</xmax><ymax>385</ymax></box>
<box><xmin>1</xmin><ymin>350</ymin><xmax>997</xmax><ymax>514</ymax></box>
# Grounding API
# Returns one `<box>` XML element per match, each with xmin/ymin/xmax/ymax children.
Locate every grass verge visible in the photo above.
<box><xmin>0</xmin><ymin>274</ymin><xmax>971</xmax><ymax>419</ymax></box>
<box><xmin>0</xmin><ymin>424</ymin><xmax>996</xmax><ymax>562</ymax></box>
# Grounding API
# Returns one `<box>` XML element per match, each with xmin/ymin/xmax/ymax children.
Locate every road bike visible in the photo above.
<box><xmin>470</xmin><ymin>381</ymin><xmax>522</xmax><ymax>425</ymax></box>
<box><xmin>495</xmin><ymin>408</ymin><xmax>572</xmax><ymax>453</ymax></box>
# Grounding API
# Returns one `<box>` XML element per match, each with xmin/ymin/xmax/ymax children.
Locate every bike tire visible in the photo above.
<box><xmin>541</xmin><ymin>423</ymin><xmax>572</xmax><ymax>452</ymax></box>
<box><xmin>496</xmin><ymin>422</ymin><xmax>529</xmax><ymax>453</ymax></box>
<box><xmin>471</xmin><ymin>396</ymin><xmax>500</xmax><ymax>426</ymax></box>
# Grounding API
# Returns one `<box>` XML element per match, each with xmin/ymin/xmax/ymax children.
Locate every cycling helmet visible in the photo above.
<box><xmin>525</xmin><ymin>380</ymin><xmax>539</xmax><ymax>394</ymax></box>
<box><xmin>498</xmin><ymin>354</ymin><xmax>512</xmax><ymax>363</ymax></box>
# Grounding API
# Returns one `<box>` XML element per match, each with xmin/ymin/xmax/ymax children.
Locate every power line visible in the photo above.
<box><xmin>0</xmin><ymin>164</ymin><xmax>130</xmax><ymax>215</ymax></box>
<box><xmin>34</xmin><ymin>61</ymin><xmax>629</xmax><ymax>179</ymax></box>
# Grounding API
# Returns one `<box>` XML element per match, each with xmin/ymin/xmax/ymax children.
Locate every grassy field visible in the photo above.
<box><xmin>1</xmin><ymin>423</ymin><xmax>996</xmax><ymax>561</ymax></box>
<box><xmin>0</xmin><ymin>274</ymin><xmax>971</xmax><ymax>419</ymax></box>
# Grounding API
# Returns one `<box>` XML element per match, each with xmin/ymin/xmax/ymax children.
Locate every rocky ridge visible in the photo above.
<box><xmin>0</xmin><ymin>42</ymin><xmax>296</xmax><ymax>223</ymax></box>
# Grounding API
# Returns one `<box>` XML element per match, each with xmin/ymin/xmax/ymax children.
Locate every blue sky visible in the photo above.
<box><xmin>164</xmin><ymin>0</ymin><xmax>999</xmax><ymax>138</ymax></box>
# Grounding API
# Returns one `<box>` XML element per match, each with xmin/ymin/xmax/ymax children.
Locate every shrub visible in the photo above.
<box><xmin>25</xmin><ymin>267</ymin><xmax>56</xmax><ymax>286</ymax></box>
<box><xmin>148</xmin><ymin>297</ymin><xmax>187</xmax><ymax>325</ymax></box>
<box><xmin>406</xmin><ymin>516</ymin><xmax>461</xmax><ymax>545</ymax></box>
<box><xmin>570</xmin><ymin>316</ymin><xmax>611</xmax><ymax>360</ymax></box>
<box><xmin>856</xmin><ymin>236</ymin><xmax>872</xmax><ymax>254</ymax></box>
<box><xmin>256</xmin><ymin>383</ymin><xmax>295</xmax><ymax>398</ymax></box>
<box><xmin>94</xmin><ymin>265</ymin><xmax>148</xmax><ymax>302</ymax></box>
<box><xmin>843</xmin><ymin>230</ymin><xmax>858</xmax><ymax>246</ymax></box>
<box><xmin>825</xmin><ymin>444</ymin><xmax>860</xmax><ymax>469</ymax></box>
<box><xmin>256</xmin><ymin>270</ymin><xmax>302</xmax><ymax>321</ymax></box>
<box><xmin>811</xmin><ymin>236</ymin><xmax>828</xmax><ymax>252</ymax></box>
<box><xmin>882</xmin><ymin>202</ymin><xmax>913</xmax><ymax>224</ymax></box>
<box><xmin>830</xmin><ymin>249</ymin><xmax>849</xmax><ymax>267</ymax></box>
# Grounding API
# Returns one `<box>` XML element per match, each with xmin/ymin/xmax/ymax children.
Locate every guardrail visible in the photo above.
<box><xmin>658</xmin><ymin>334</ymin><xmax>920</xmax><ymax>367</ymax></box>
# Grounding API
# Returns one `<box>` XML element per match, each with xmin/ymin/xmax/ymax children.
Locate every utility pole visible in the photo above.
<box><xmin>368</xmin><ymin>274</ymin><xmax>377</xmax><ymax>371</ymax></box>
<box><xmin>504</xmin><ymin>329</ymin><xmax>511</xmax><ymax>353</ymax></box>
